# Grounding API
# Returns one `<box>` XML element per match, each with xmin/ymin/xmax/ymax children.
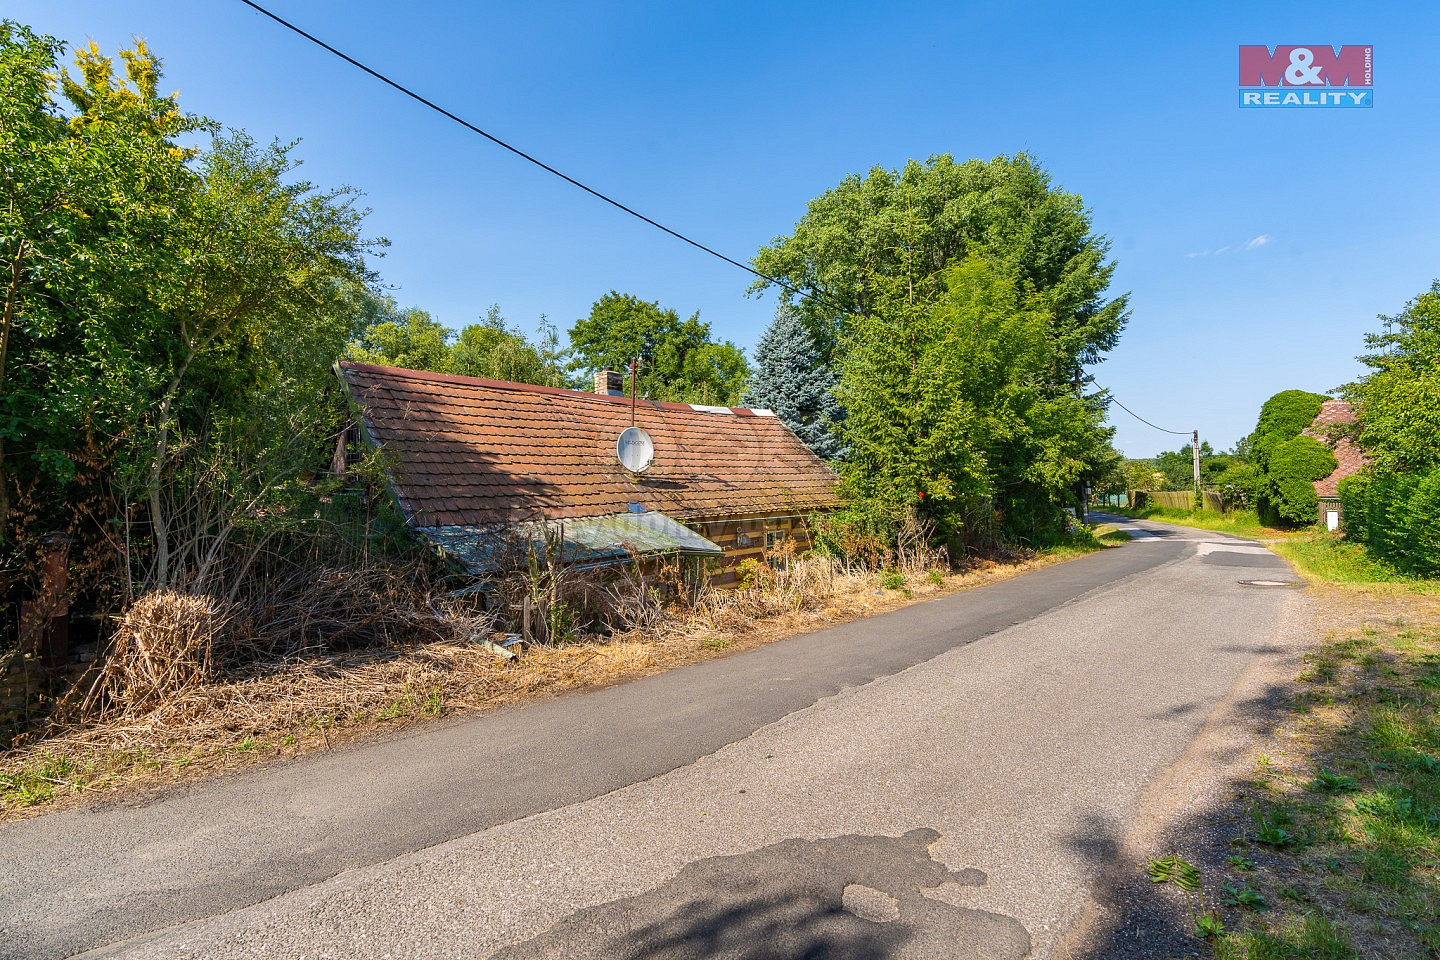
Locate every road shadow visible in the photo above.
<box><xmin>1058</xmin><ymin>671</ymin><xmax>1312</xmax><ymax>959</ymax></box>
<box><xmin>488</xmin><ymin>828</ymin><xmax>1031</xmax><ymax>960</ymax></box>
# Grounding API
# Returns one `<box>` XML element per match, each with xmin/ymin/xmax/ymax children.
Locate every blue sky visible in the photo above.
<box><xmin>13</xmin><ymin>1</ymin><xmax>1436</xmax><ymax>456</ymax></box>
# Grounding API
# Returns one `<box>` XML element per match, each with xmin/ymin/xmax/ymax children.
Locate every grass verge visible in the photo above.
<box><xmin>1207</xmin><ymin>588</ymin><xmax>1440</xmax><ymax>959</ymax></box>
<box><xmin>1271</xmin><ymin>537</ymin><xmax>1440</xmax><ymax>595</ymax></box>
<box><xmin>1</xmin><ymin>534</ymin><xmax>1113</xmax><ymax>820</ymax></box>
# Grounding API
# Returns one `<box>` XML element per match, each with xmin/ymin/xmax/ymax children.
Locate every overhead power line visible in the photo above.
<box><xmin>235</xmin><ymin>0</ymin><xmax>843</xmax><ymax>314</ymax></box>
<box><xmin>1100</xmin><ymin>390</ymin><xmax>1193</xmax><ymax>436</ymax></box>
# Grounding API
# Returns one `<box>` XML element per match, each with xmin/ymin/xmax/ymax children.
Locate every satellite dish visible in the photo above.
<box><xmin>616</xmin><ymin>426</ymin><xmax>654</xmax><ymax>473</ymax></box>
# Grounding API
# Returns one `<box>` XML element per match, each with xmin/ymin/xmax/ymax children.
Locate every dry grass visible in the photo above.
<box><xmin>1</xmin><ymin>545</ymin><xmax>1095</xmax><ymax>820</ymax></box>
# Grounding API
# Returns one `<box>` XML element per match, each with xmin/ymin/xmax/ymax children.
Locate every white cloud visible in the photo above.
<box><xmin>1187</xmin><ymin>235</ymin><xmax>1272</xmax><ymax>259</ymax></box>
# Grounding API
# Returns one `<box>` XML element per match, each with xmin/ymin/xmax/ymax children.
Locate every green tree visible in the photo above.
<box><xmin>742</xmin><ymin>304</ymin><xmax>842</xmax><ymax>459</ymax></box>
<box><xmin>451</xmin><ymin>306</ymin><xmax>570</xmax><ymax>387</ymax></box>
<box><xmin>1248</xmin><ymin>389</ymin><xmax>1327</xmax><ymax>469</ymax></box>
<box><xmin>1154</xmin><ymin>443</ymin><xmax>1204</xmax><ymax>490</ymax></box>
<box><xmin>346</xmin><ymin>296</ymin><xmax>453</xmax><ymax>373</ymax></box>
<box><xmin>1243</xmin><ymin>389</ymin><xmax>1330</xmax><ymax>527</ymax></box>
<box><xmin>567</xmin><ymin>292</ymin><xmax>750</xmax><ymax>405</ymax></box>
<box><xmin>1149</xmin><ymin>442</ymin><xmax>1242</xmax><ymax>490</ymax></box>
<box><xmin>133</xmin><ymin>131</ymin><xmax>374</xmax><ymax>585</ymax></box>
<box><xmin>1124</xmin><ymin>460</ymin><xmax>1162</xmax><ymax>492</ymax></box>
<box><xmin>0</xmin><ymin>27</ymin><xmax>378</xmax><ymax>598</ymax></box>
<box><xmin>0</xmin><ymin>27</ymin><xmax>200</xmax><ymax>541</ymax></box>
<box><xmin>1338</xmin><ymin>281</ymin><xmax>1440</xmax><ymax>573</ymax></box>
<box><xmin>1345</xmin><ymin>282</ymin><xmax>1440</xmax><ymax>473</ymax></box>
<box><xmin>836</xmin><ymin>258</ymin><xmax>1112</xmax><ymax>546</ymax></box>
<box><xmin>1263</xmin><ymin>436</ymin><xmax>1337</xmax><ymax>526</ymax></box>
<box><xmin>751</xmin><ymin>153</ymin><xmax>1127</xmax><ymax>382</ymax></box>
<box><xmin>1213</xmin><ymin>460</ymin><xmax>1262</xmax><ymax>509</ymax></box>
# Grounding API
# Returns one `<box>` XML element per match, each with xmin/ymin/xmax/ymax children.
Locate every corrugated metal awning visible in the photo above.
<box><xmin>419</xmin><ymin>510</ymin><xmax>723</xmax><ymax>574</ymax></box>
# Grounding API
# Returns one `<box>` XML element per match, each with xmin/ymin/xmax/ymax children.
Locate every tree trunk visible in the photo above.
<box><xmin>0</xmin><ymin>240</ymin><xmax>27</xmax><ymax>542</ymax></box>
<box><xmin>147</xmin><ymin>347</ymin><xmax>197</xmax><ymax>587</ymax></box>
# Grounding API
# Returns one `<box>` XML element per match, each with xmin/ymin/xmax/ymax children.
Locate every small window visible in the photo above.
<box><xmin>764</xmin><ymin>530</ymin><xmax>789</xmax><ymax>568</ymax></box>
<box><xmin>333</xmin><ymin>421</ymin><xmax>363</xmax><ymax>473</ymax></box>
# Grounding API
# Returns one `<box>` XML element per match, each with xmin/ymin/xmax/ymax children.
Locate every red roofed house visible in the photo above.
<box><xmin>335</xmin><ymin>362</ymin><xmax>841</xmax><ymax>587</ymax></box>
<box><xmin>1305</xmin><ymin>400</ymin><xmax>1368</xmax><ymax>530</ymax></box>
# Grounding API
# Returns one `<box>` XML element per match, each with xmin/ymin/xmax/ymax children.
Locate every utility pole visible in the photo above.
<box><xmin>1192</xmin><ymin>428</ymin><xmax>1202</xmax><ymax>504</ymax></box>
<box><xmin>1074</xmin><ymin>369</ymin><xmax>1088</xmax><ymax>525</ymax></box>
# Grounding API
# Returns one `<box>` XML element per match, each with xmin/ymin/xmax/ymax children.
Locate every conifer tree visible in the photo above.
<box><xmin>744</xmin><ymin>304</ymin><xmax>843</xmax><ymax>460</ymax></box>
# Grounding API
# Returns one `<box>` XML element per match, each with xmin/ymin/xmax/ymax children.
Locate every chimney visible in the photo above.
<box><xmin>594</xmin><ymin>369</ymin><xmax>625</xmax><ymax>397</ymax></box>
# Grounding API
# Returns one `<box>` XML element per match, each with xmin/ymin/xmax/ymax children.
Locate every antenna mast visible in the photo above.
<box><xmin>629</xmin><ymin>357</ymin><xmax>641</xmax><ymax>425</ymax></box>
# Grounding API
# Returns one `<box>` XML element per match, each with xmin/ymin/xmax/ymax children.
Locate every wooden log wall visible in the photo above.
<box><xmin>690</xmin><ymin>513</ymin><xmax>819</xmax><ymax>588</ymax></box>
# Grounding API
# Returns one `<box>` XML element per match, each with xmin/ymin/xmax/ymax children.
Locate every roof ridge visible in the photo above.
<box><xmin>338</xmin><ymin>360</ymin><xmax>767</xmax><ymax>416</ymax></box>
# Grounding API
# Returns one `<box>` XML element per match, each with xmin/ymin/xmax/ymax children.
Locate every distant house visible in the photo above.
<box><xmin>335</xmin><ymin>362</ymin><xmax>840</xmax><ymax>586</ymax></box>
<box><xmin>1304</xmin><ymin>400</ymin><xmax>1368</xmax><ymax>530</ymax></box>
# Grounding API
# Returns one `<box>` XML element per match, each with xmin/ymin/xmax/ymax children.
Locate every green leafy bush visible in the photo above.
<box><xmin>811</xmin><ymin>499</ymin><xmax>905</xmax><ymax>568</ymax></box>
<box><xmin>1251</xmin><ymin>390</ymin><xmax>1328</xmax><ymax>468</ymax></box>
<box><xmin>878</xmin><ymin>569</ymin><xmax>907</xmax><ymax>590</ymax></box>
<box><xmin>1338</xmin><ymin>471</ymin><xmax>1370</xmax><ymax>543</ymax></box>
<box><xmin>1348</xmin><ymin>281</ymin><xmax>1440</xmax><ymax>474</ymax></box>
<box><xmin>1343</xmin><ymin>466</ymin><xmax>1440</xmax><ymax>576</ymax></box>
<box><xmin>1338</xmin><ymin>281</ymin><xmax>1440</xmax><ymax>576</ymax></box>
<box><xmin>1214</xmin><ymin>460</ymin><xmax>1263</xmax><ymax>509</ymax></box>
<box><xmin>1261</xmin><ymin>436</ymin><xmax>1337</xmax><ymax>526</ymax></box>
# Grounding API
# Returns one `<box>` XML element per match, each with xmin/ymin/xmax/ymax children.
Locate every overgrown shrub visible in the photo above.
<box><xmin>812</xmin><ymin>502</ymin><xmax>948</xmax><ymax>572</ymax></box>
<box><xmin>1338</xmin><ymin>472</ymin><xmax>1370</xmax><ymax>544</ymax></box>
<box><xmin>812</xmin><ymin>499</ymin><xmax>907</xmax><ymax>569</ymax></box>
<box><xmin>1213</xmin><ymin>460</ymin><xmax>1263</xmax><ymax>510</ymax></box>
<box><xmin>1260</xmin><ymin>436</ymin><xmax>1337</xmax><ymax>527</ymax></box>
<box><xmin>1250</xmin><ymin>390</ymin><xmax>1328</xmax><ymax>468</ymax></box>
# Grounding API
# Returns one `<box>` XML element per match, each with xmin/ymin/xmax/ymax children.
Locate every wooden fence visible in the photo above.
<box><xmin>1131</xmin><ymin>490</ymin><xmax>1226</xmax><ymax>512</ymax></box>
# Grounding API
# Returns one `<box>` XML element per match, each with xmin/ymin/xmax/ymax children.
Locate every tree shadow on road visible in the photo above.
<box><xmin>1057</xmin><ymin>674</ymin><xmax>1305</xmax><ymax>960</ymax></box>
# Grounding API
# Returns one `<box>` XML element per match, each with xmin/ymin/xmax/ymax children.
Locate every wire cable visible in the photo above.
<box><xmin>1099</xmin><ymin>389</ymin><xmax>1192</xmax><ymax>436</ymax></box>
<box><xmin>235</xmin><ymin>0</ymin><xmax>846</xmax><ymax>314</ymax></box>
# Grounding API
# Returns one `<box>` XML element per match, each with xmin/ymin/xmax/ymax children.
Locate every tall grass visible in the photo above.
<box><xmin>1272</xmin><ymin>535</ymin><xmax>1440</xmax><ymax>595</ymax></box>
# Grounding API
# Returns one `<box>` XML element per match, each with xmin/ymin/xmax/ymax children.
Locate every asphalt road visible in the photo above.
<box><xmin>1</xmin><ymin>515</ymin><xmax>1305</xmax><ymax>959</ymax></box>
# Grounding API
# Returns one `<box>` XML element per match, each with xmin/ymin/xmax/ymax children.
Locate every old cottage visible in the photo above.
<box><xmin>335</xmin><ymin>362</ymin><xmax>840</xmax><ymax>585</ymax></box>
<box><xmin>1305</xmin><ymin>399</ymin><xmax>1368</xmax><ymax>530</ymax></box>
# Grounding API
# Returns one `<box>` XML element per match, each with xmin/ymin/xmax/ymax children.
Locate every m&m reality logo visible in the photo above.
<box><xmin>1238</xmin><ymin>45</ymin><xmax>1373</xmax><ymax>108</ymax></box>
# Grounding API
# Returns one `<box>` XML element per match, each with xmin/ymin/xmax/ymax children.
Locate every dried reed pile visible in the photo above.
<box><xmin>79</xmin><ymin>591</ymin><xmax>229</xmax><ymax>719</ymax></box>
<box><xmin>63</xmin><ymin>559</ymin><xmax>482</xmax><ymax>729</ymax></box>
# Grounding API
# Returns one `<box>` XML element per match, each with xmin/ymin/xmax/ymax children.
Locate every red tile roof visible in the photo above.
<box><xmin>1309</xmin><ymin>399</ymin><xmax>1357</xmax><ymax>429</ymax></box>
<box><xmin>338</xmin><ymin>362</ymin><xmax>840</xmax><ymax>527</ymax></box>
<box><xmin>1305</xmin><ymin>400</ymin><xmax>1368</xmax><ymax>499</ymax></box>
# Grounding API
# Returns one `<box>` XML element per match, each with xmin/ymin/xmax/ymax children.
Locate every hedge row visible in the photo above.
<box><xmin>1340</xmin><ymin>467</ymin><xmax>1440</xmax><ymax>576</ymax></box>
